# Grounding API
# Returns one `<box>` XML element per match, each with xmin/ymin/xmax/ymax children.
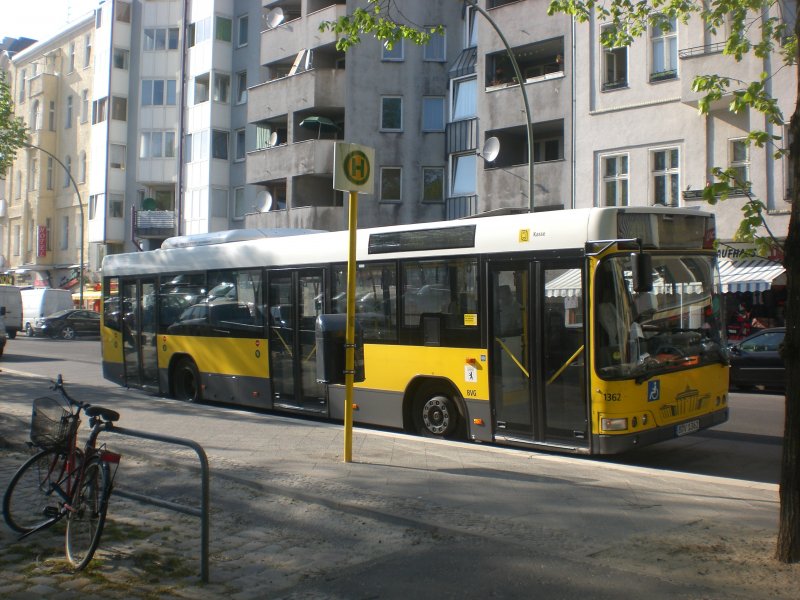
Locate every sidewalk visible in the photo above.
<box><xmin>0</xmin><ymin>371</ymin><xmax>796</xmax><ymax>599</ymax></box>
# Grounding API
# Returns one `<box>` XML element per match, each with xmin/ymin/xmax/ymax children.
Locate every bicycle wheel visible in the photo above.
<box><xmin>3</xmin><ymin>448</ymin><xmax>65</xmax><ymax>534</ymax></box>
<box><xmin>65</xmin><ymin>458</ymin><xmax>111</xmax><ymax>570</ymax></box>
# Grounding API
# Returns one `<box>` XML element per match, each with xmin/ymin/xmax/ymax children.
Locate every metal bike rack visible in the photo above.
<box><xmin>101</xmin><ymin>426</ymin><xmax>210</xmax><ymax>583</ymax></box>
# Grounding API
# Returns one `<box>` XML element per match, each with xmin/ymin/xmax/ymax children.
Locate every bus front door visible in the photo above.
<box><xmin>490</xmin><ymin>262</ymin><xmax>587</xmax><ymax>449</ymax></box>
<box><xmin>121</xmin><ymin>278</ymin><xmax>159</xmax><ymax>392</ymax></box>
<box><xmin>268</xmin><ymin>270</ymin><xmax>327</xmax><ymax>413</ymax></box>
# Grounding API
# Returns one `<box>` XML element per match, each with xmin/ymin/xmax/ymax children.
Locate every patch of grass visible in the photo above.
<box><xmin>132</xmin><ymin>549</ymin><xmax>194</xmax><ymax>580</ymax></box>
<box><xmin>101</xmin><ymin>520</ymin><xmax>154</xmax><ymax>542</ymax></box>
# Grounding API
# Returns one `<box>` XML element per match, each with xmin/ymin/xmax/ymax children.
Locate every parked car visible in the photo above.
<box><xmin>21</xmin><ymin>288</ymin><xmax>74</xmax><ymax>337</ymax></box>
<box><xmin>728</xmin><ymin>327</ymin><xmax>786</xmax><ymax>392</ymax></box>
<box><xmin>33</xmin><ymin>309</ymin><xmax>101</xmax><ymax>340</ymax></box>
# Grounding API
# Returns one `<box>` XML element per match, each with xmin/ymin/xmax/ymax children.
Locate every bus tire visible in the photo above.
<box><xmin>173</xmin><ymin>357</ymin><xmax>201</xmax><ymax>403</ymax></box>
<box><xmin>413</xmin><ymin>386</ymin><xmax>459</xmax><ymax>438</ymax></box>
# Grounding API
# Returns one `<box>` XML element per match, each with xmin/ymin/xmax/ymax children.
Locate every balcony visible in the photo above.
<box><xmin>483</xmin><ymin>75</ymin><xmax>565</xmax><ymax>130</ymax></box>
<box><xmin>679</xmin><ymin>42</ymin><xmax>763</xmax><ymax>107</ymax></box>
<box><xmin>134</xmin><ymin>209</ymin><xmax>176</xmax><ymax>238</ymax></box>
<box><xmin>247</xmin><ymin>139</ymin><xmax>335</xmax><ymax>185</ymax></box>
<box><xmin>246</xmin><ymin>205</ymin><xmax>343</xmax><ymax>232</ymax></box>
<box><xmin>28</xmin><ymin>73</ymin><xmax>57</xmax><ymax>99</ymax></box>
<box><xmin>248</xmin><ymin>68</ymin><xmax>345</xmax><ymax>122</ymax></box>
<box><xmin>260</xmin><ymin>3</ymin><xmax>346</xmax><ymax>66</ymax></box>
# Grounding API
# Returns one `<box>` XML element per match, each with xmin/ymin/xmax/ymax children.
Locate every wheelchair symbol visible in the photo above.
<box><xmin>647</xmin><ymin>380</ymin><xmax>660</xmax><ymax>402</ymax></box>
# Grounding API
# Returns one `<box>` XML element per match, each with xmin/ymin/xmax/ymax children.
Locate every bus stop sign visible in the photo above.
<box><xmin>334</xmin><ymin>142</ymin><xmax>375</xmax><ymax>194</ymax></box>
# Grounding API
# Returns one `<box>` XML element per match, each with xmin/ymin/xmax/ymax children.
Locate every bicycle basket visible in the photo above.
<box><xmin>30</xmin><ymin>396</ymin><xmax>76</xmax><ymax>451</ymax></box>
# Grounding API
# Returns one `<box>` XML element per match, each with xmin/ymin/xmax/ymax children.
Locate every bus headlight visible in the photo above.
<box><xmin>601</xmin><ymin>417</ymin><xmax>628</xmax><ymax>432</ymax></box>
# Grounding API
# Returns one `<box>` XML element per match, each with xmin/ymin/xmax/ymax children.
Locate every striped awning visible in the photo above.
<box><xmin>717</xmin><ymin>258</ymin><xmax>786</xmax><ymax>293</ymax></box>
<box><xmin>546</xmin><ymin>269</ymin><xmax>582</xmax><ymax>297</ymax></box>
<box><xmin>449</xmin><ymin>47</ymin><xmax>477</xmax><ymax>78</ymax></box>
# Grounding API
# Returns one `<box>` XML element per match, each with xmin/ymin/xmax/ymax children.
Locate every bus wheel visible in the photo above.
<box><xmin>415</xmin><ymin>389</ymin><xmax>458</xmax><ymax>438</ymax></box>
<box><xmin>173</xmin><ymin>358</ymin><xmax>201</xmax><ymax>403</ymax></box>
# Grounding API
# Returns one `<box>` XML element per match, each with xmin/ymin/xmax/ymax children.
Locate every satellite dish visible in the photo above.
<box><xmin>482</xmin><ymin>137</ymin><xmax>500</xmax><ymax>163</ymax></box>
<box><xmin>268</xmin><ymin>131</ymin><xmax>278</xmax><ymax>147</ymax></box>
<box><xmin>266</xmin><ymin>7</ymin><xmax>285</xmax><ymax>29</ymax></box>
<box><xmin>255</xmin><ymin>190</ymin><xmax>273</xmax><ymax>212</ymax></box>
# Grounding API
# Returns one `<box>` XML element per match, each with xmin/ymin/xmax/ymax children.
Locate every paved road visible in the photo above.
<box><xmin>0</xmin><ymin>368</ymin><xmax>795</xmax><ymax>599</ymax></box>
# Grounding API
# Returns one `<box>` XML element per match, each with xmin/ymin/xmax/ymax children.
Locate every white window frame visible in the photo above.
<box><xmin>601</xmin><ymin>25</ymin><xmax>628</xmax><ymax>90</ymax></box>
<box><xmin>237</xmin><ymin>15</ymin><xmax>249</xmax><ymax>47</ymax></box>
<box><xmin>380</xmin><ymin>96</ymin><xmax>403</xmax><ymax>132</ymax></box>
<box><xmin>600</xmin><ymin>153</ymin><xmax>629</xmax><ymax>207</ymax></box>
<box><xmin>233</xmin><ymin>187</ymin><xmax>246</xmax><ymax>220</ymax></box>
<box><xmin>382</xmin><ymin>38</ymin><xmax>404</xmax><ymax>61</ymax></box>
<box><xmin>450</xmin><ymin>153</ymin><xmax>477</xmax><ymax>197</ymax></box>
<box><xmin>84</xmin><ymin>34</ymin><xmax>92</xmax><ymax>68</ymax></box>
<box><xmin>422</xmin><ymin>96</ymin><xmax>445</xmax><ymax>132</ymax></box>
<box><xmin>650</xmin><ymin>16</ymin><xmax>678</xmax><ymax>80</ymax></box>
<box><xmin>236</xmin><ymin>71</ymin><xmax>247</xmax><ymax>104</ymax></box>
<box><xmin>651</xmin><ymin>147</ymin><xmax>680</xmax><ymax>206</ymax></box>
<box><xmin>423</xmin><ymin>28</ymin><xmax>446</xmax><ymax>61</ymax></box>
<box><xmin>729</xmin><ymin>138</ymin><xmax>750</xmax><ymax>188</ymax></box>
<box><xmin>451</xmin><ymin>76</ymin><xmax>477</xmax><ymax>121</ymax></box>
<box><xmin>380</xmin><ymin>167</ymin><xmax>403</xmax><ymax>203</ymax></box>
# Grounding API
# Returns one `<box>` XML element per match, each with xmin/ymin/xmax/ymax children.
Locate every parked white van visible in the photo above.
<box><xmin>21</xmin><ymin>288</ymin><xmax>75</xmax><ymax>337</ymax></box>
<box><xmin>0</xmin><ymin>285</ymin><xmax>23</xmax><ymax>339</ymax></box>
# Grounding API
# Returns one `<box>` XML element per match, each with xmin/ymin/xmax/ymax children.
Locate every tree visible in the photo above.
<box><xmin>322</xmin><ymin>0</ymin><xmax>800</xmax><ymax>562</ymax></box>
<box><xmin>0</xmin><ymin>70</ymin><xmax>28</xmax><ymax>179</ymax></box>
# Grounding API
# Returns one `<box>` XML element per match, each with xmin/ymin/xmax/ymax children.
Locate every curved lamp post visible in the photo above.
<box><xmin>24</xmin><ymin>142</ymin><xmax>85</xmax><ymax>307</ymax></box>
<box><xmin>464</xmin><ymin>0</ymin><xmax>535</xmax><ymax>211</ymax></box>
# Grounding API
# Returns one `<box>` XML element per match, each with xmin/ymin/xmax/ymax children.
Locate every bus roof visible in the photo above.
<box><xmin>102</xmin><ymin>206</ymin><xmax>713</xmax><ymax>277</ymax></box>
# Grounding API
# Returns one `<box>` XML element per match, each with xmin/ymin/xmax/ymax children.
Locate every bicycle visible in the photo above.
<box><xmin>2</xmin><ymin>375</ymin><xmax>121</xmax><ymax>570</ymax></box>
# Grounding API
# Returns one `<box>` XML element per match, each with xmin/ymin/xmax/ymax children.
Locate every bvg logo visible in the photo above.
<box><xmin>647</xmin><ymin>379</ymin><xmax>661</xmax><ymax>402</ymax></box>
<box><xmin>344</xmin><ymin>151</ymin><xmax>370</xmax><ymax>186</ymax></box>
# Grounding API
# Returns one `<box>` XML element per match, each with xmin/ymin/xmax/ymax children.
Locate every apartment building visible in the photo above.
<box><xmin>0</xmin><ymin>16</ymin><xmax>96</xmax><ymax>289</ymax></box>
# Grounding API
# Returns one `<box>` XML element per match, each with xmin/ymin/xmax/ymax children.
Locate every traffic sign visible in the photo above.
<box><xmin>334</xmin><ymin>142</ymin><xmax>375</xmax><ymax>194</ymax></box>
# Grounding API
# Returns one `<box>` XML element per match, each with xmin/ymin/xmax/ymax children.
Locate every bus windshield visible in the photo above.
<box><xmin>595</xmin><ymin>254</ymin><xmax>725</xmax><ymax>380</ymax></box>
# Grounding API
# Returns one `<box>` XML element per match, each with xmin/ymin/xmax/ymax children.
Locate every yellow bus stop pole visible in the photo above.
<box><xmin>343</xmin><ymin>189</ymin><xmax>358</xmax><ymax>463</ymax></box>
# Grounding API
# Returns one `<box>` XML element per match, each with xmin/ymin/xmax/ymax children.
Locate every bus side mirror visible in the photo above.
<box><xmin>631</xmin><ymin>253</ymin><xmax>653</xmax><ymax>293</ymax></box>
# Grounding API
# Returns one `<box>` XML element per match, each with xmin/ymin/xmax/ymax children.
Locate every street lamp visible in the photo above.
<box><xmin>23</xmin><ymin>142</ymin><xmax>85</xmax><ymax>307</ymax></box>
<box><xmin>464</xmin><ymin>0</ymin><xmax>535</xmax><ymax>211</ymax></box>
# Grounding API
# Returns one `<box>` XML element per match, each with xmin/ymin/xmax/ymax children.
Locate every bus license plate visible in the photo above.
<box><xmin>676</xmin><ymin>420</ymin><xmax>700</xmax><ymax>436</ymax></box>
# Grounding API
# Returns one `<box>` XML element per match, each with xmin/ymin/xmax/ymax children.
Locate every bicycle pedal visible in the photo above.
<box><xmin>43</xmin><ymin>506</ymin><xmax>59</xmax><ymax>518</ymax></box>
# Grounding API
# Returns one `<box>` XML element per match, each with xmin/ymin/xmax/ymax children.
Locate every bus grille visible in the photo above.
<box><xmin>659</xmin><ymin>391</ymin><xmax>709</xmax><ymax>419</ymax></box>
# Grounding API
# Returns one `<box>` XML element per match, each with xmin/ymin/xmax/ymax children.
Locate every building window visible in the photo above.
<box><xmin>194</xmin><ymin>73</ymin><xmax>210</xmax><ymax>104</ymax></box>
<box><xmin>211</xmin><ymin>188</ymin><xmax>228</xmax><ymax>218</ymax></box>
<box><xmin>381</xmin><ymin>96</ymin><xmax>403</xmax><ymax>131</ymax></box>
<box><xmin>451</xmin><ymin>153</ymin><xmax>477</xmax><ymax>196</ymax></box>
<box><xmin>84</xmin><ymin>34</ymin><xmax>92</xmax><ymax>68</ymax></box>
<box><xmin>729</xmin><ymin>139</ymin><xmax>750</xmax><ymax>188</ymax></box>
<box><xmin>236</xmin><ymin>71</ymin><xmax>247</xmax><ymax>104</ymax></box>
<box><xmin>652</xmin><ymin>148</ymin><xmax>679</xmax><ymax>206</ymax></box>
<box><xmin>63</xmin><ymin>156</ymin><xmax>72</xmax><ymax>187</ymax></box>
<box><xmin>46</xmin><ymin>157</ymin><xmax>54</xmax><ymax>190</ymax></box>
<box><xmin>45</xmin><ymin>218</ymin><xmax>52</xmax><ymax>251</ymax></box>
<box><xmin>111</xmin><ymin>96</ymin><xmax>127</xmax><ymax>121</ymax></box>
<box><xmin>13</xmin><ymin>225</ymin><xmax>21</xmax><ymax>255</ymax></box>
<box><xmin>188</xmin><ymin>18</ymin><xmax>213</xmax><ymax>47</ymax></box>
<box><xmin>113</xmin><ymin>47</ymin><xmax>129</xmax><ymax>69</ymax></box>
<box><xmin>422</xmin><ymin>167</ymin><xmax>444</xmax><ymax>202</ymax></box>
<box><xmin>237</xmin><ymin>15</ymin><xmax>248</xmax><ymax>47</ymax></box>
<box><xmin>602</xmin><ymin>25</ymin><xmax>627</xmax><ymax>90</ymax></box>
<box><xmin>48</xmin><ymin>101</ymin><xmax>56</xmax><ymax>130</ymax></box>
<box><xmin>424</xmin><ymin>28</ymin><xmax>446</xmax><ymax>61</ymax></box>
<box><xmin>18</xmin><ymin>69</ymin><xmax>26</xmax><ymax>104</ymax></box>
<box><xmin>142</xmin><ymin>80</ymin><xmax>177</xmax><ymax>106</ymax></box>
<box><xmin>79</xmin><ymin>151</ymin><xmax>87</xmax><ymax>184</ymax></box>
<box><xmin>233</xmin><ymin>187</ymin><xmax>246</xmax><ymax>220</ymax></box>
<box><xmin>28</xmin><ymin>157</ymin><xmax>38</xmax><ymax>191</ymax></box>
<box><xmin>109</xmin><ymin>194</ymin><xmax>124</xmax><ymax>218</ymax></box>
<box><xmin>216</xmin><ymin>16</ymin><xmax>232</xmax><ymax>42</ymax></box>
<box><xmin>422</xmin><ymin>97</ymin><xmax>445</xmax><ymax>132</ymax></box>
<box><xmin>140</xmin><ymin>131</ymin><xmax>175</xmax><ymax>158</ymax></box>
<box><xmin>15</xmin><ymin>171</ymin><xmax>21</xmax><ymax>199</ymax></box>
<box><xmin>382</xmin><ymin>38</ymin><xmax>404</xmax><ymax>61</ymax></box>
<box><xmin>32</xmin><ymin>100</ymin><xmax>41</xmax><ymax>130</ymax></box>
<box><xmin>380</xmin><ymin>167</ymin><xmax>402</xmax><ymax>202</ymax></box>
<box><xmin>144</xmin><ymin>27</ymin><xmax>180</xmax><ymax>51</ymax></box>
<box><xmin>92</xmin><ymin>97</ymin><xmax>107</xmax><ymax>123</ymax></box>
<box><xmin>235</xmin><ymin>129</ymin><xmax>246</xmax><ymax>161</ymax></box>
<box><xmin>466</xmin><ymin>5</ymin><xmax>478</xmax><ymax>48</ymax></box>
<box><xmin>110</xmin><ymin>144</ymin><xmax>126</xmax><ymax>169</ymax></box>
<box><xmin>651</xmin><ymin>16</ymin><xmax>677</xmax><ymax>81</ymax></box>
<box><xmin>533</xmin><ymin>138</ymin><xmax>562</xmax><ymax>162</ymax></box>
<box><xmin>61</xmin><ymin>216</ymin><xmax>70</xmax><ymax>250</ymax></box>
<box><xmin>452</xmin><ymin>77</ymin><xmax>477</xmax><ymax>121</ymax></box>
<box><xmin>213</xmin><ymin>73</ymin><xmax>230</xmax><ymax>103</ymax></box>
<box><xmin>66</xmin><ymin>95</ymin><xmax>73</xmax><ymax>128</ymax></box>
<box><xmin>68</xmin><ymin>42</ymin><xmax>76</xmax><ymax>73</ymax></box>
<box><xmin>601</xmin><ymin>154</ymin><xmax>629</xmax><ymax>206</ymax></box>
<box><xmin>116</xmin><ymin>2</ymin><xmax>131</xmax><ymax>23</ymax></box>
<box><xmin>95</xmin><ymin>7</ymin><xmax>102</xmax><ymax>28</ymax></box>
<box><xmin>212</xmin><ymin>130</ymin><xmax>229</xmax><ymax>160</ymax></box>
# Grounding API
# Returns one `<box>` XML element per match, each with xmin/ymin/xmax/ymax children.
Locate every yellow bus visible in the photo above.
<box><xmin>100</xmin><ymin>206</ymin><xmax>729</xmax><ymax>454</ymax></box>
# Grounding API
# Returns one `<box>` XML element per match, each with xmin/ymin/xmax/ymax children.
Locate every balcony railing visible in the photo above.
<box><xmin>679</xmin><ymin>42</ymin><xmax>726</xmax><ymax>60</ymax></box>
<box><xmin>134</xmin><ymin>209</ymin><xmax>176</xmax><ymax>238</ymax></box>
